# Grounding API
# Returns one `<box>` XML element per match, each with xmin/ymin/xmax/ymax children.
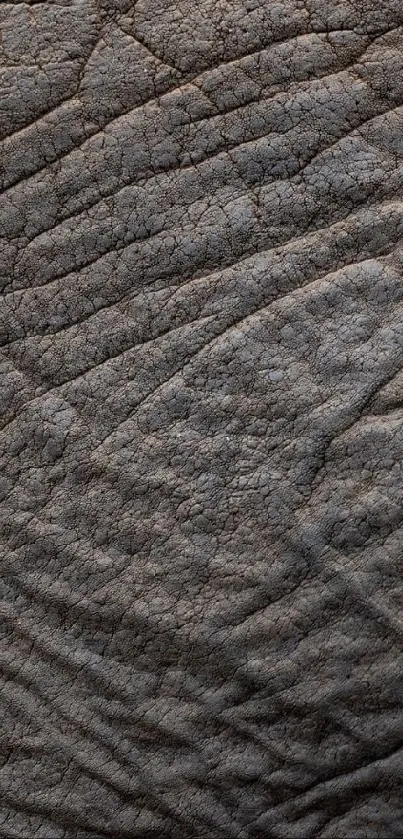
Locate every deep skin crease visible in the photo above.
<box><xmin>2</xmin><ymin>1</ymin><xmax>403</xmax><ymax>836</ymax></box>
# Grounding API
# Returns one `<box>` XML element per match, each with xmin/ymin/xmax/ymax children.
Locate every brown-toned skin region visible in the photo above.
<box><xmin>2</xmin><ymin>2</ymin><xmax>403</xmax><ymax>836</ymax></box>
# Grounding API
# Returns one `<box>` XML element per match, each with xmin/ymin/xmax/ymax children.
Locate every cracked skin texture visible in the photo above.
<box><xmin>3</xmin><ymin>1</ymin><xmax>403</xmax><ymax>837</ymax></box>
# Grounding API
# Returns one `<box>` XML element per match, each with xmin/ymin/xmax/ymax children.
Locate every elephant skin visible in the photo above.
<box><xmin>2</xmin><ymin>1</ymin><xmax>403</xmax><ymax>836</ymax></box>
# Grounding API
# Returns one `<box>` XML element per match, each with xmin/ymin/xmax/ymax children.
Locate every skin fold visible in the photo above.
<box><xmin>1</xmin><ymin>1</ymin><xmax>403</xmax><ymax>836</ymax></box>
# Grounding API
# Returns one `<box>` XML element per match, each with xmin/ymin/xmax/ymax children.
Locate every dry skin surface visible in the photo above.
<box><xmin>2</xmin><ymin>1</ymin><xmax>403</xmax><ymax>836</ymax></box>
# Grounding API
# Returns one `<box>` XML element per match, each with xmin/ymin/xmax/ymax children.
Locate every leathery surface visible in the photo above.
<box><xmin>2</xmin><ymin>1</ymin><xmax>403</xmax><ymax>836</ymax></box>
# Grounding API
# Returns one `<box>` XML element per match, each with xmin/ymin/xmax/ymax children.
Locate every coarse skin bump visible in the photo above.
<box><xmin>2</xmin><ymin>1</ymin><xmax>403</xmax><ymax>837</ymax></box>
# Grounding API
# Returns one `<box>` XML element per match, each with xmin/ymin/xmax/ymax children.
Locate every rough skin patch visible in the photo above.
<box><xmin>2</xmin><ymin>2</ymin><xmax>403</xmax><ymax>837</ymax></box>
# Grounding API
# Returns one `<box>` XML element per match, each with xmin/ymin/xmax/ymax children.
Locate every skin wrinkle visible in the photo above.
<box><xmin>2</xmin><ymin>52</ymin><xmax>399</xmax><ymax>252</ymax></box>
<box><xmin>2</xmin><ymin>1</ymin><xmax>403</xmax><ymax>837</ymax></box>
<box><xmin>0</xmin><ymin>25</ymin><xmax>391</xmax><ymax>195</ymax></box>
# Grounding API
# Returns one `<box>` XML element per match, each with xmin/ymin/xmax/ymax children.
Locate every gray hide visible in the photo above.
<box><xmin>2</xmin><ymin>1</ymin><xmax>403</xmax><ymax>836</ymax></box>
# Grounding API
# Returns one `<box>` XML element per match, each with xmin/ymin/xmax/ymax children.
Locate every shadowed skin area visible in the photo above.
<box><xmin>2</xmin><ymin>1</ymin><xmax>403</xmax><ymax>836</ymax></box>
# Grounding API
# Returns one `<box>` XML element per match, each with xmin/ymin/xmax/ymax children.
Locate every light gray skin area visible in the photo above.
<box><xmin>2</xmin><ymin>0</ymin><xmax>403</xmax><ymax>836</ymax></box>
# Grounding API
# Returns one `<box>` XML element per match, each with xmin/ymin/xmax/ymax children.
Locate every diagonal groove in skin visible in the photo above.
<box><xmin>7</xmin><ymin>67</ymin><xmax>403</xmax><ymax>265</ymax></box>
<box><xmin>14</xmin><ymin>100</ymin><xmax>388</xmax><ymax>260</ymax></box>
<box><xmin>55</xmin><ymin>260</ymin><xmax>403</xmax><ymax>452</ymax></box>
<box><xmin>0</xmin><ymin>676</ymin><xmax>207</xmax><ymax>839</ymax></box>
<box><xmin>2</xmin><ymin>63</ymin><xmax>358</xmax><ymax>244</ymax></box>
<box><xmin>2</xmin><ymin>551</ymin><xmax>373</xmax><ymax>796</ymax></box>
<box><xmin>0</xmin><ymin>20</ymin><xmax>104</xmax><ymax>137</ymax></box>
<box><xmin>0</xmin><ymin>627</ymin><xmax>253</xmax><ymax>839</ymax></box>
<box><xmin>0</xmin><ymin>260</ymin><xmax>365</xmax><ymax>427</ymax></box>
<box><xmin>1</xmin><ymin>512</ymin><xmax>324</xmax><ymax>697</ymax></box>
<box><xmin>1</xmin><ymin>682</ymin><xmax>146</xmax><ymax>806</ymax></box>
<box><xmin>2</xmin><ymin>197</ymin><xmax>402</xmax><ymax>421</ymax></box>
<box><xmin>223</xmin><ymin>697</ymin><xmax>403</xmax><ymax>797</ymax></box>
<box><xmin>0</xmin><ymin>24</ymin><xmax>391</xmax><ymax>197</ymax></box>
<box><xmin>2</xmin><ymin>569</ymin><xmax>248</xmax><ymax>693</ymax></box>
<box><xmin>8</xmin><ymin>112</ymin><xmax>403</xmax><ymax>302</ymax></box>
<box><xmin>0</xmin><ymin>790</ymin><xmax>121</xmax><ymax>839</ymax></box>
<box><xmin>0</xmin><ymin>28</ymin><xmax>330</xmax><ymax>162</ymax></box>
<box><xmin>277</xmin><ymin>740</ymin><xmax>403</xmax><ymax>817</ymax></box>
<box><xmin>307</xmin><ymin>357</ymin><xmax>403</xmax><ymax>491</ymax></box>
<box><xmin>0</xmin><ymin>317</ymin><xmax>217</xmax><ymax>432</ymax></box>
<box><xmin>0</xmin><ymin>22</ymin><xmax>366</xmax><ymax>146</ymax></box>
<box><xmin>6</xmin><ymin>148</ymin><xmax>401</xmax><ymax>304</ymax></box>
<box><xmin>126</xmin><ymin>29</ymin><xmax>181</xmax><ymax>74</ymax></box>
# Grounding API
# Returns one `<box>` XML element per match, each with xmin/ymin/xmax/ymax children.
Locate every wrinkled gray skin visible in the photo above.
<box><xmin>2</xmin><ymin>1</ymin><xmax>403</xmax><ymax>836</ymax></box>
